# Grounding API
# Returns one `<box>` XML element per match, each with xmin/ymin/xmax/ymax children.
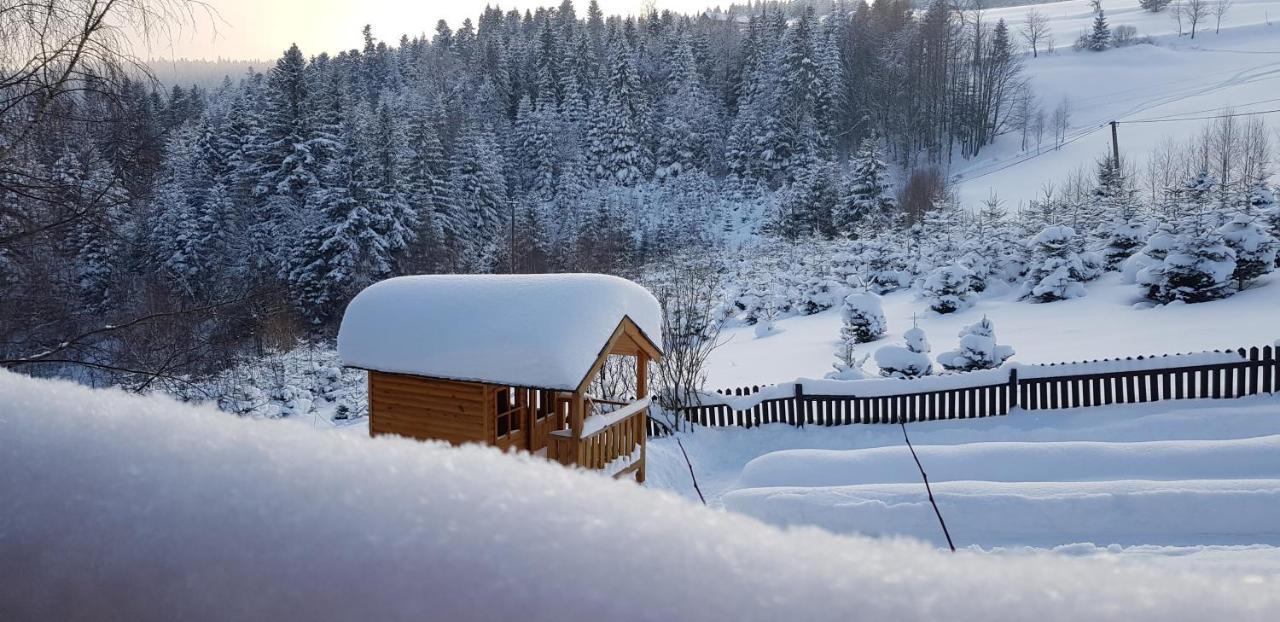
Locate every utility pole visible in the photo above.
<box><xmin>1109</xmin><ymin>120</ymin><xmax>1120</xmax><ymax>167</ymax></box>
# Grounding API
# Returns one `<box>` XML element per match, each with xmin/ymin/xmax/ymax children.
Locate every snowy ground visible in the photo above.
<box><xmin>646</xmin><ymin>394</ymin><xmax>1280</xmax><ymax>574</ymax></box>
<box><xmin>706</xmin><ymin>271</ymin><xmax>1280</xmax><ymax>389</ymax></box>
<box><xmin>13</xmin><ymin>370</ymin><xmax>1280</xmax><ymax>620</ymax></box>
<box><xmin>954</xmin><ymin>0</ymin><xmax>1280</xmax><ymax>208</ymax></box>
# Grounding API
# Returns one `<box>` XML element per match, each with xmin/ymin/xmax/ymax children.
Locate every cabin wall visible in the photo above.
<box><xmin>368</xmin><ymin>372</ymin><xmax>488</xmax><ymax>445</ymax></box>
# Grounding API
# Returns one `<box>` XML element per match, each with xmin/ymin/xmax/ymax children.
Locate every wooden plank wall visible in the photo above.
<box><xmin>647</xmin><ymin>345</ymin><xmax>1278</xmax><ymax>437</ymax></box>
<box><xmin>368</xmin><ymin>371</ymin><xmax>489</xmax><ymax>444</ymax></box>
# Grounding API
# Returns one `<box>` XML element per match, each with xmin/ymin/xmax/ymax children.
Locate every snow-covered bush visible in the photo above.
<box><xmin>1022</xmin><ymin>225</ymin><xmax>1089</xmax><ymax>302</ymax></box>
<box><xmin>874</xmin><ymin>322</ymin><xmax>932</xmax><ymax>379</ymax></box>
<box><xmin>921</xmin><ymin>264</ymin><xmax>974</xmax><ymax>314</ymax></box>
<box><xmin>1140</xmin><ymin>225</ymin><xmax>1237</xmax><ymax>304</ymax></box>
<box><xmin>1217</xmin><ymin>214</ymin><xmax>1277</xmax><ymax>290</ymax></box>
<box><xmin>937</xmin><ymin>317</ymin><xmax>1015</xmax><ymax>372</ymax></box>
<box><xmin>840</xmin><ymin>292</ymin><xmax>887</xmax><ymax>344</ymax></box>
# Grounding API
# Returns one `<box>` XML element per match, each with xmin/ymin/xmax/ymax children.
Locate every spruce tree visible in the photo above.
<box><xmin>1217</xmin><ymin>214</ymin><xmax>1277</xmax><ymax>290</ymax></box>
<box><xmin>938</xmin><ymin>317</ymin><xmax>1015</xmax><ymax>372</ymax></box>
<box><xmin>837</xmin><ymin>136</ymin><xmax>897</xmax><ymax>234</ymax></box>
<box><xmin>1088</xmin><ymin>7</ymin><xmax>1111</xmax><ymax>51</ymax></box>
<box><xmin>840</xmin><ymin>292</ymin><xmax>887</xmax><ymax>344</ymax></box>
<box><xmin>1023</xmin><ymin>225</ymin><xmax>1089</xmax><ymax>302</ymax></box>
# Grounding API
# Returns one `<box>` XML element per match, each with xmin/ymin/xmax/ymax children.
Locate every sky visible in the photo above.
<box><xmin>146</xmin><ymin>0</ymin><xmax>719</xmax><ymax>61</ymax></box>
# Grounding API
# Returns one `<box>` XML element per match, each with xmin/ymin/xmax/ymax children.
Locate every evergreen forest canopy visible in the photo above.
<box><xmin>1</xmin><ymin>0</ymin><xmax>1031</xmax><ymax>386</ymax></box>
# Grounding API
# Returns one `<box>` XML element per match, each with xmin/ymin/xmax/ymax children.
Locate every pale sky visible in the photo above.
<box><xmin>147</xmin><ymin>0</ymin><xmax>721</xmax><ymax>61</ymax></box>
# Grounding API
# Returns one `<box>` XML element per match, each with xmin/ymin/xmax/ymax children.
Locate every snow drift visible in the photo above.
<box><xmin>4</xmin><ymin>370</ymin><xmax>1280</xmax><ymax>621</ymax></box>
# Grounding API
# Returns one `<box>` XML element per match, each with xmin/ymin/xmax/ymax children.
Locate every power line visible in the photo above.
<box><xmin>1119</xmin><ymin>95</ymin><xmax>1280</xmax><ymax>123</ymax></box>
<box><xmin>956</xmin><ymin>102</ymin><xmax>1280</xmax><ymax>185</ymax></box>
<box><xmin>1122</xmin><ymin>107</ymin><xmax>1280</xmax><ymax>124</ymax></box>
<box><xmin>955</xmin><ymin>122</ymin><xmax>1109</xmax><ymax>183</ymax></box>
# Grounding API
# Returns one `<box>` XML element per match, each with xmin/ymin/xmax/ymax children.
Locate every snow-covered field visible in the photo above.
<box><xmin>647</xmin><ymin>394</ymin><xmax>1280</xmax><ymax>573</ymax></box>
<box><xmin>706</xmin><ymin>271</ymin><xmax>1280</xmax><ymax>388</ymax></box>
<box><xmin>954</xmin><ymin>0</ymin><xmax>1280</xmax><ymax>208</ymax></box>
<box><xmin>11</xmin><ymin>369</ymin><xmax>1280</xmax><ymax>620</ymax></box>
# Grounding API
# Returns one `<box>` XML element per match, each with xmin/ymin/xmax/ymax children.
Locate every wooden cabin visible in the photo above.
<box><xmin>337</xmin><ymin>274</ymin><xmax>663</xmax><ymax>481</ymax></box>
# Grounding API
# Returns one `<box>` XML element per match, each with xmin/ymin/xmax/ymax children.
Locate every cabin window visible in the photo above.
<box><xmin>495</xmin><ymin>388</ymin><xmax>522</xmax><ymax>438</ymax></box>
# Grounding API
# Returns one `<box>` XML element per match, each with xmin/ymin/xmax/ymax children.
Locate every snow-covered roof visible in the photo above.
<box><xmin>337</xmin><ymin>274</ymin><xmax>663</xmax><ymax>390</ymax></box>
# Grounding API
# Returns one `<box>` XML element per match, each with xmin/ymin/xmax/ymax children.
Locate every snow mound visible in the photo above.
<box><xmin>5</xmin><ymin>370</ymin><xmax>1280</xmax><ymax>620</ymax></box>
<box><xmin>337</xmin><ymin>273</ymin><xmax>662</xmax><ymax>390</ymax></box>
<box><xmin>738</xmin><ymin>436</ymin><xmax>1280</xmax><ymax>488</ymax></box>
<box><xmin>724</xmin><ymin>479</ymin><xmax>1280</xmax><ymax>548</ymax></box>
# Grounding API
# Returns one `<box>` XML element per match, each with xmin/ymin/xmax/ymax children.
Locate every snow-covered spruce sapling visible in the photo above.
<box><xmin>921</xmin><ymin>264</ymin><xmax>974</xmax><ymax>314</ymax></box>
<box><xmin>1217</xmin><ymin>214</ymin><xmax>1277</xmax><ymax>290</ymax></box>
<box><xmin>840</xmin><ymin>292</ymin><xmax>888</xmax><ymax>344</ymax></box>
<box><xmin>874</xmin><ymin>320</ymin><xmax>933</xmax><ymax>379</ymax></box>
<box><xmin>1099</xmin><ymin>219</ymin><xmax>1151</xmax><ymax>270</ymax></box>
<box><xmin>828</xmin><ymin>341</ymin><xmax>871</xmax><ymax>381</ymax></box>
<box><xmin>753</xmin><ymin>294</ymin><xmax>781</xmax><ymax>338</ymax></box>
<box><xmin>1022</xmin><ymin>225</ymin><xmax>1089</xmax><ymax>302</ymax></box>
<box><xmin>1143</xmin><ymin>222</ymin><xmax>1238</xmax><ymax>304</ymax></box>
<box><xmin>937</xmin><ymin>316</ymin><xmax>1015</xmax><ymax>372</ymax></box>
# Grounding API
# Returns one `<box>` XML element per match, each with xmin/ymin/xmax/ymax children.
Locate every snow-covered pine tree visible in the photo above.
<box><xmin>1023</xmin><ymin>225</ymin><xmax>1089</xmax><ymax>302</ymax></box>
<box><xmin>874</xmin><ymin>320</ymin><xmax>933</xmax><ymax>379</ymax></box>
<box><xmin>1087</xmin><ymin>5</ymin><xmax>1111</xmax><ymax>50</ymax></box>
<box><xmin>773</xmin><ymin>160</ymin><xmax>839</xmax><ymax>239</ymax></box>
<box><xmin>837</xmin><ymin>136</ymin><xmax>897</xmax><ymax>234</ymax></box>
<box><xmin>829</xmin><ymin>340</ymin><xmax>870</xmax><ymax>381</ymax></box>
<box><xmin>450</xmin><ymin>121</ymin><xmax>509</xmax><ymax>269</ymax></box>
<box><xmin>1099</xmin><ymin>219</ymin><xmax>1152</xmax><ymax>270</ymax></box>
<box><xmin>937</xmin><ymin>316</ymin><xmax>1015</xmax><ymax>372</ymax></box>
<box><xmin>1140</xmin><ymin>0</ymin><xmax>1172</xmax><ymax>11</ymax></box>
<box><xmin>840</xmin><ymin>291</ymin><xmax>888</xmax><ymax>344</ymax></box>
<box><xmin>60</xmin><ymin>148</ymin><xmax>127</xmax><ymax>309</ymax></box>
<box><xmin>654</xmin><ymin>32</ymin><xmax>719</xmax><ymax>180</ymax></box>
<box><xmin>587</xmin><ymin>32</ymin><xmax>650</xmax><ymax>185</ymax></box>
<box><xmin>1142</xmin><ymin>220</ymin><xmax>1238</xmax><ymax>304</ymax></box>
<box><xmin>286</xmin><ymin>111</ymin><xmax>392</xmax><ymax>324</ymax></box>
<box><xmin>1216</xmin><ymin>214</ymin><xmax>1276</xmax><ymax>290</ymax></box>
<box><xmin>921</xmin><ymin>264</ymin><xmax>974</xmax><ymax>314</ymax></box>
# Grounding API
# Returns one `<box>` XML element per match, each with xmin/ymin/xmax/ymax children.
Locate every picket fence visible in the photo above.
<box><xmin>646</xmin><ymin>345</ymin><xmax>1279</xmax><ymax>436</ymax></box>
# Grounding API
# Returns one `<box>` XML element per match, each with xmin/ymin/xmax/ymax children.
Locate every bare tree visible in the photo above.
<box><xmin>1032</xmin><ymin>108</ymin><xmax>1047</xmax><ymax>151</ymax></box>
<box><xmin>1184</xmin><ymin>0</ymin><xmax>1211</xmax><ymax>38</ymax></box>
<box><xmin>1213</xmin><ymin>0</ymin><xmax>1233</xmax><ymax>33</ymax></box>
<box><xmin>1051</xmin><ymin>97</ymin><xmax>1072</xmax><ymax>147</ymax></box>
<box><xmin>1171</xmin><ymin>1</ymin><xmax>1185</xmax><ymax>36</ymax></box>
<box><xmin>1021</xmin><ymin>8</ymin><xmax>1052</xmax><ymax>58</ymax></box>
<box><xmin>649</xmin><ymin>257</ymin><xmax>726</xmax><ymax>433</ymax></box>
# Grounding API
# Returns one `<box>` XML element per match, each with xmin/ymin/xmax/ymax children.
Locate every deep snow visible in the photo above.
<box><xmin>646</xmin><ymin>394</ymin><xmax>1280</xmax><ymax>571</ymax></box>
<box><xmin>10</xmin><ymin>370</ymin><xmax>1280</xmax><ymax>620</ymax></box>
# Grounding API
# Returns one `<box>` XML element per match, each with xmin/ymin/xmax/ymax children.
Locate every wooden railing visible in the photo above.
<box><xmin>647</xmin><ymin>345</ymin><xmax>1279</xmax><ymax>436</ymax></box>
<box><xmin>550</xmin><ymin>397</ymin><xmax>649</xmax><ymax>481</ymax></box>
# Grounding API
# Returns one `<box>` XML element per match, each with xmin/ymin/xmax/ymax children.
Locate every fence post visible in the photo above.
<box><xmin>795</xmin><ymin>383</ymin><xmax>805</xmax><ymax>428</ymax></box>
<box><xmin>1008</xmin><ymin>367</ymin><xmax>1019</xmax><ymax>410</ymax></box>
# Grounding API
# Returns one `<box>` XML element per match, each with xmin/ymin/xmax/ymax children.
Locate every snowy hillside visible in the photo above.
<box><xmin>955</xmin><ymin>0</ymin><xmax>1280</xmax><ymax>208</ymax></box>
<box><xmin>8</xmin><ymin>369</ymin><xmax>1280</xmax><ymax>620</ymax></box>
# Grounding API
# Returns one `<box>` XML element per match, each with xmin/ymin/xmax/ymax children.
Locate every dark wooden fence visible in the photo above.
<box><xmin>646</xmin><ymin>345</ymin><xmax>1279</xmax><ymax>436</ymax></box>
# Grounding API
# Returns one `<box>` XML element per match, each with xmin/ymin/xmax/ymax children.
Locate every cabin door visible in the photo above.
<box><xmin>528</xmin><ymin>390</ymin><xmax>571</xmax><ymax>455</ymax></box>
